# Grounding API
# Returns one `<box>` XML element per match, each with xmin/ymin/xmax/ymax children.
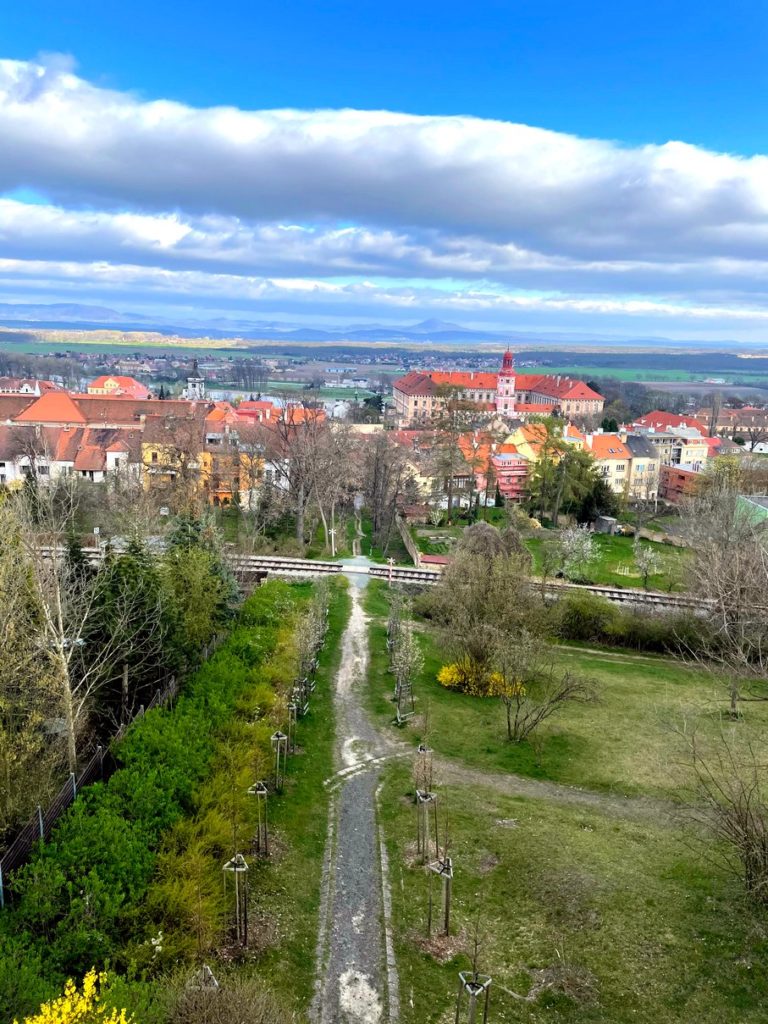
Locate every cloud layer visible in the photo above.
<box><xmin>1</xmin><ymin>56</ymin><xmax>768</xmax><ymax>336</ymax></box>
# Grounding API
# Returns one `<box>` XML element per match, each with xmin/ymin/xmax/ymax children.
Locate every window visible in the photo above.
<box><xmin>38</xmin><ymin>466</ymin><xmax>49</xmax><ymax>475</ymax></box>
<box><xmin>151</xmin><ymin>451</ymin><xmax>159</xmax><ymax>463</ymax></box>
<box><xmin>616</xmin><ymin>464</ymin><xmax>626</xmax><ymax>472</ymax></box>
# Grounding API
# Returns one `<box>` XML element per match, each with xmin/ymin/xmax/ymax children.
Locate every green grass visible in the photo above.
<box><xmin>364</xmin><ymin>581</ymin><xmax>763</xmax><ymax>801</ymax></box>
<box><xmin>526</xmin><ymin>532</ymin><xmax>688</xmax><ymax>590</ymax></box>
<box><xmin>411</xmin><ymin>524</ymin><xmax>688</xmax><ymax>589</ymax></box>
<box><xmin>248</xmin><ymin>579</ymin><xmax>350</xmax><ymax>1014</ymax></box>
<box><xmin>537</xmin><ymin>363</ymin><xmax>768</xmax><ymax>385</ymax></box>
<box><xmin>377</xmin><ymin>761</ymin><xmax>768</xmax><ymax>1024</ymax></box>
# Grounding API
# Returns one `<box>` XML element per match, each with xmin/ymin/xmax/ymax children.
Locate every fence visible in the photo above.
<box><xmin>0</xmin><ymin>673</ymin><xmax>179</xmax><ymax>908</ymax></box>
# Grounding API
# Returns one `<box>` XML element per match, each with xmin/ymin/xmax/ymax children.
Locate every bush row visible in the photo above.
<box><xmin>546</xmin><ymin>591</ymin><xmax>711</xmax><ymax>654</ymax></box>
<box><xmin>0</xmin><ymin>580</ymin><xmax>305</xmax><ymax>1022</ymax></box>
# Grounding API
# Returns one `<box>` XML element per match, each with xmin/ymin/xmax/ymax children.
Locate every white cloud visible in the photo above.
<box><xmin>1</xmin><ymin>55</ymin><xmax>768</xmax><ymax>335</ymax></box>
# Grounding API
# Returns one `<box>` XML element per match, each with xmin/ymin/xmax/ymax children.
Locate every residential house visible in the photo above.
<box><xmin>659</xmin><ymin>464</ymin><xmax>701</xmax><ymax>503</ymax></box>
<box><xmin>87</xmin><ymin>375</ymin><xmax>152</xmax><ymax>400</ymax></box>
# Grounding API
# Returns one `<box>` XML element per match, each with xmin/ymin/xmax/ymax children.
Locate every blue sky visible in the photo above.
<box><xmin>1</xmin><ymin>1</ymin><xmax>768</xmax><ymax>340</ymax></box>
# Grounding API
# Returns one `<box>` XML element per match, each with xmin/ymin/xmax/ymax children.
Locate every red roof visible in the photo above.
<box><xmin>88</xmin><ymin>375</ymin><xmax>151</xmax><ymax>399</ymax></box>
<box><xmin>393</xmin><ymin>370</ymin><xmax>497</xmax><ymax>395</ymax></box>
<box><xmin>632</xmin><ymin>410</ymin><xmax>708</xmax><ymax>435</ymax></box>
<box><xmin>15</xmin><ymin>391</ymin><xmax>87</xmax><ymax>424</ymax></box>
<box><xmin>421</xmin><ymin>554</ymin><xmax>450</xmax><ymax>566</ymax></box>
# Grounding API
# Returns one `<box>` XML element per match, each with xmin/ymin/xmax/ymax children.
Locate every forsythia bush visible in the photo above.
<box><xmin>437</xmin><ymin>661</ymin><xmax>505</xmax><ymax>697</ymax></box>
<box><xmin>16</xmin><ymin>970</ymin><xmax>131</xmax><ymax>1024</ymax></box>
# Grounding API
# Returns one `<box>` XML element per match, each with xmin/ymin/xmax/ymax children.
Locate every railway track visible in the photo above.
<box><xmin>40</xmin><ymin>547</ymin><xmax>710</xmax><ymax>613</ymax></box>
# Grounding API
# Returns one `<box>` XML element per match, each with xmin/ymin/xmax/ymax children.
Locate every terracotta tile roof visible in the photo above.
<box><xmin>393</xmin><ymin>370</ymin><xmax>497</xmax><ymax>395</ymax></box>
<box><xmin>15</xmin><ymin>391</ymin><xmax>87</xmax><ymax>424</ymax></box>
<box><xmin>74</xmin><ymin>445</ymin><xmax>106</xmax><ymax>472</ymax></box>
<box><xmin>88</xmin><ymin>375</ymin><xmax>151</xmax><ymax>399</ymax></box>
<box><xmin>515</xmin><ymin>374</ymin><xmax>604</xmax><ymax>401</ymax></box>
<box><xmin>588</xmin><ymin>433</ymin><xmax>632</xmax><ymax>460</ymax></box>
<box><xmin>632</xmin><ymin>410</ymin><xmax>708</xmax><ymax>435</ymax></box>
<box><xmin>0</xmin><ymin>395</ymin><xmax>36</xmax><ymax>421</ymax></box>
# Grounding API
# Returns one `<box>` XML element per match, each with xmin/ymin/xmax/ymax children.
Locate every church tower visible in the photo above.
<box><xmin>495</xmin><ymin>349</ymin><xmax>516</xmax><ymax>416</ymax></box>
<box><xmin>183</xmin><ymin>358</ymin><xmax>206</xmax><ymax>401</ymax></box>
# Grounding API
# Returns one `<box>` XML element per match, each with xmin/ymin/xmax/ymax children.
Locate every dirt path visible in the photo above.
<box><xmin>435</xmin><ymin>758</ymin><xmax>683</xmax><ymax>826</ymax></box>
<box><xmin>312</xmin><ymin>577</ymin><xmax>400</xmax><ymax>1024</ymax></box>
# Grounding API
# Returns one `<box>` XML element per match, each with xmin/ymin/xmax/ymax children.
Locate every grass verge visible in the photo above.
<box><xmin>378</xmin><ymin>761</ymin><xmax>768</xmax><ymax>1024</ymax></box>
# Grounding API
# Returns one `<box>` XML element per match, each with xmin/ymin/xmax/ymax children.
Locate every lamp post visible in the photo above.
<box><xmin>329</xmin><ymin>527</ymin><xmax>336</xmax><ymax>557</ymax></box>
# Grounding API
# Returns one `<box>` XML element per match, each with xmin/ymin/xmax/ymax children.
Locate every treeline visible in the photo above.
<box><xmin>0</xmin><ymin>578</ymin><xmax>328</xmax><ymax>1022</ymax></box>
<box><xmin>0</xmin><ymin>485</ymin><xmax>236</xmax><ymax>841</ymax></box>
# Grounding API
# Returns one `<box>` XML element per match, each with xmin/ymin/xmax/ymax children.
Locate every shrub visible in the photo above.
<box><xmin>15</xmin><ymin>969</ymin><xmax>131</xmax><ymax>1024</ymax></box>
<box><xmin>437</xmin><ymin>660</ymin><xmax>502</xmax><ymax>697</ymax></box>
<box><xmin>0</xmin><ymin>579</ymin><xmax>308</xmax><ymax>1013</ymax></box>
<box><xmin>549</xmin><ymin>593</ymin><xmax>621</xmax><ymax>643</ymax></box>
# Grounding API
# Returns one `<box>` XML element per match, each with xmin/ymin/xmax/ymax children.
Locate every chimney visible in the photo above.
<box><xmin>585</xmin><ymin>434</ymin><xmax>593</xmax><ymax>449</ymax></box>
<box><xmin>619</xmin><ymin>427</ymin><xmax>628</xmax><ymax>442</ymax></box>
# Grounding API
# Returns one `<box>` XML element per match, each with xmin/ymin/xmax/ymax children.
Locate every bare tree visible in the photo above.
<box><xmin>681</xmin><ymin>486</ymin><xmax>768</xmax><ymax>717</ymax></box>
<box><xmin>270</xmin><ymin>396</ymin><xmax>329</xmax><ymax>545</ymax></box>
<box><xmin>13</xmin><ymin>479</ymin><xmax>166</xmax><ymax>769</ymax></box>
<box><xmin>686</xmin><ymin>728</ymin><xmax>768</xmax><ymax>905</ymax></box>
<box><xmin>363</xmin><ymin>432</ymin><xmax>410</xmax><ymax>553</ymax></box>
<box><xmin>490</xmin><ymin>628</ymin><xmax>595</xmax><ymax>742</ymax></box>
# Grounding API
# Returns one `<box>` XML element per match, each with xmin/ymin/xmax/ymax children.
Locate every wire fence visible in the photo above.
<box><xmin>0</xmin><ymin>673</ymin><xmax>180</xmax><ymax>908</ymax></box>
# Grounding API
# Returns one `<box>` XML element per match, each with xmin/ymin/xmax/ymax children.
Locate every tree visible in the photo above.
<box><xmin>633</xmin><ymin>540</ymin><xmax>660</xmax><ymax>590</ymax></box>
<box><xmin>12</xmin><ymin>480</ymin><xmax>167</xmax><ymax>770</ymax></box>
<box><xmin>576</xmin><ymin>476</ymin><xmax>620</xmax><ymax>524</ymax></box>
<box><xmin>363</xmin><ymin>433</ymin><xmax>410</xmax><ymax>553</ymax></box>
<box><xmin>431</xmin><ymin>386</ymin><xmax>477</xmax><ymax>523</ymax></box>
<box><xmin>680</xmin><ymin>485</ymin><xmax>768</xmax><ymax>718</ymax></box>
<box><xmin>429</xmin><ymin>527</ymin><xmax>533</xmax><ymax>684</ymax></box>
<box><xmin>686</xmin><ymin>728</ymin><xmax>768</xmax><ymax>906</ymax></box>
<box><xmin>556</xmin><ymin>525</ymin><xmax>596</xmax><ymax>582</ymax></box>
<box><xmin>0</xmin><ymin>500</ymin><xmax>63</xmax><ymax>834</ymax></box>
<box><xmin>392</xmin><ymin>618</ymin><xmax>424</xmax><ymax>696</ymax></box>
<box><xmin>270</xmin><ymin>397</ymin><xmax>329</xmax><ymax>545</ymax></box>
<box><xmin>490</xmin><ymin>628</ymin><xmax>595</xmax><ymax>743</ymax></box>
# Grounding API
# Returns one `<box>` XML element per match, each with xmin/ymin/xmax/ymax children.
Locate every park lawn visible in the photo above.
<box><xmin>411</xmin><ymin>509</ymin><xmax>510</xmax><ymax>557</ymax></box>
<box><xmin>364</xmin><ymin>581</ymin><xmax>764</xmax><ymax>801</ymax></box>
<box><xmin>526</xmin><ymin>531</ymin><xmax>689</xmax><ymax>590</ymax></box>
<box><xmin>377</xmin><ymin>761</ymin><xmax>768</xmax><ymax>1024</ymax></box>
<box><xmin>245</xmin><ymin>578</ymin><xmax>350</xmax><ymax>1012</ymax></box>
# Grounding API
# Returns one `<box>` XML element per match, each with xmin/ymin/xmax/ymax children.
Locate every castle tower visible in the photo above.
<box><xmin>495</xmin><ymin>349</ymin><xmax>516</xmax><ymax>416</ymax></box>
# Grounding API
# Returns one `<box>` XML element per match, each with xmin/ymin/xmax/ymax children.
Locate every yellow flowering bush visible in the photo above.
<box><xmin>15</xmin><ymin>969</ymin><xmax>132</xmax><ymax>1024</ymax></box>
<box><xmin>437</xmin><ymin>661</ymin><xmax>503</xmax><ymax>696</ymax></box>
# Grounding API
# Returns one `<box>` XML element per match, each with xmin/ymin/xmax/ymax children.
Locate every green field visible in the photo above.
<box><xmin>364</xmin><ymin>581</ymin><xmax>746</xmax><ymax>801</ymax></box>
<box><xmin>369</xmin><ymin>580</ymin><xmax>768</xmax><ymax>1023</ymax></box>
<box><xmin>536</xmin><ymin>364</ymin><xmax>768</xmax><ymax>385</ymax></box>
<box><xmin>412</xmin><ymin>522</ymin><xmax>688</xmax><ymax>590</ymax></box>
<box><xmin>378</xmin><ymin>762</ymin><xmax>768</xmax><ymax>1024</ymax></box>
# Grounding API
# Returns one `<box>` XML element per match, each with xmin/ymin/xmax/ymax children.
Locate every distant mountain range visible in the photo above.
<box><xmin>0</xmin><ymin>301</ymin><xmax>757</xmax><ymax>351</ymax></box>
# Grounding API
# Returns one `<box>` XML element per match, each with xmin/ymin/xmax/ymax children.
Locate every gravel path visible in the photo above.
<box><xmin>312</xmin><ymin>569</ymin><xmax>399</xmax><ymax>1024</ymax></box>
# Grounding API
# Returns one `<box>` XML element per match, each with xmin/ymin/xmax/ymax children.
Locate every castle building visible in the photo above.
<box><xmin>391</xmin><ymin>350</ymin><xmax>604</xmax><ymax>426</ymax></box>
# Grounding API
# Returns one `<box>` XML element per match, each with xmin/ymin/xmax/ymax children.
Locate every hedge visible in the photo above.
<box><xmin>0</xmin><ymin>579</ymin><xmax>306</xmax><ymax>1021</ymax></box>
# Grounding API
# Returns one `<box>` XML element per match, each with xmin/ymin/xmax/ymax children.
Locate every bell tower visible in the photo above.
<box><xmin>495</xmin><ymin>349</ymin><xmax>516</xmax><ymax>415</ymax></box>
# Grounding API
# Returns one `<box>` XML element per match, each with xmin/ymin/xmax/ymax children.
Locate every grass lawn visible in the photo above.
<box><xmin>377</xmin><ymin>761</ymin><xmax>768</xmax><ymax>1024</ymax></box>
<box><xmin>364</xmin><ymin>581</ymin><xmax>764</xmax><ymax>802</ymax></box>
<box><xmin>526</xmin><ymin>531</ymin><xmax>689</xmax><ymax>590</ymax></box>
<box><xmin>245</xmin><ymin>578</ymin><xmax>350</xmax><ymax>1013</ymax></box>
